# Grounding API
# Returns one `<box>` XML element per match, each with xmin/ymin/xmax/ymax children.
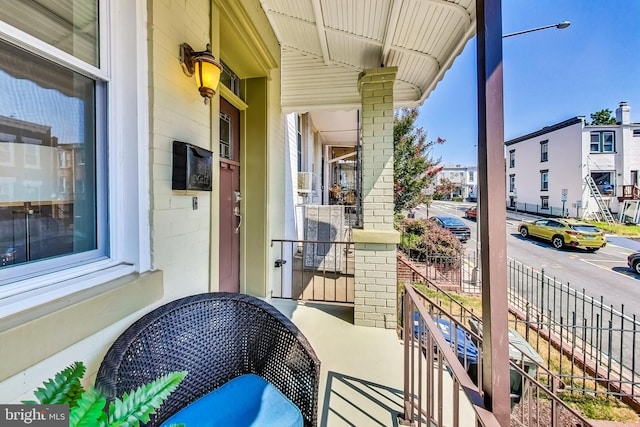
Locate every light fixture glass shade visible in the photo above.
<box><xmin>195</xmin><ymin>57</ymin><xmax>222</xmax><ymax>102</ymax></box>
<box><xmin>180</xmin><ymin>43</ymin><xmax>223</xmax><ymax>104</ymax></box>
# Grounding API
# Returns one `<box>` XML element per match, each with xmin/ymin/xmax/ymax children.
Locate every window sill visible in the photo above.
<box><xmin>0</xmin><ymin>268</ymin><xmax>163</xmax><ymax>381</ymax></box>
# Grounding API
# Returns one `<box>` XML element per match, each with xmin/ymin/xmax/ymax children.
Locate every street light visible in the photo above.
<box><xmin>503</xmin><ymin>21</ymin><xmax>570</xmax><ymax>38</ymax></box>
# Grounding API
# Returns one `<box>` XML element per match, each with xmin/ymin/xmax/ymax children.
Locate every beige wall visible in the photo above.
<box><xmin>0</xmin><ymin>0</ymin><xmax>284</xmax><ymax>402</ymax></box>
<box><xmin>149</xmin><ymin>0</ymin><xmax>216</xmax><ymax>300</ymax></box>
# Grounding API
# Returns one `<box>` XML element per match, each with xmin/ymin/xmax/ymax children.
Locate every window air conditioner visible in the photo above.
<box><xmin>297</xmin><ymin>172</ymin><xmax>315</xmax><ymax>193</ymax></box>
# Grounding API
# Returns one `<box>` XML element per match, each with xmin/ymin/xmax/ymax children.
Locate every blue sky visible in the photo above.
<box><xmin>417</xmin><ymin>1</ymin><xmax>640</xmax><ymax>166</ymax></box>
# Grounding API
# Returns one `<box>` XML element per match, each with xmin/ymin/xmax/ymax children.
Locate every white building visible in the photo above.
<box><xmin>434</xmin><ymin>164</ymin><xmax>478</xmax><ymax>200</ymax></box>
<box><xmin>504</xmin><ymin>102</ymin><xmax>640</xmax><ymax>218</ymax></box>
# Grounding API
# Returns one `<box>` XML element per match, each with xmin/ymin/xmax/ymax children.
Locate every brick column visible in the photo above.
<box><xmin>352</xmin><ymin>67</ymin><xmax>400</xmax><ymax>329</ymax></box>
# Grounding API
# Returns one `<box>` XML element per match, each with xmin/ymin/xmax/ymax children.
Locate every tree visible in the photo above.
<box><xmin>434</xmin><ymin>177</ymin><xmax>459</xmax><ymax>199</ymax></box>
<box><xmin>393</xmin><ymin>108</ymin><xmax>443</xmax><ymax>213</ymax></box>
<box><xmin>590</xmin><ymin>109</ymin><xmax>616</xmax><ymax>125</ymax></box>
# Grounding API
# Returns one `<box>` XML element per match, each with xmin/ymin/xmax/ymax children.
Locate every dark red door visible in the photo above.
<box><xmin>219</xmin><ymin>98</ymin><xmax>240</xmax><ymax>292</ymax></box>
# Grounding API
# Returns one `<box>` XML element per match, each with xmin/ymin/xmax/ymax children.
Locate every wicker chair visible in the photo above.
<box><xmin>95</xmin><ymin>292</ymin><xmax>320</xmax><ymax>426</ymax></box>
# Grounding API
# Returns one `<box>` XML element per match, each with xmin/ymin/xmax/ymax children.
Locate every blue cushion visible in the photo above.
<box><xmin>160</xmin><ymin>374</ymin><xmax>303</xmax><ymax>427</ymax></box>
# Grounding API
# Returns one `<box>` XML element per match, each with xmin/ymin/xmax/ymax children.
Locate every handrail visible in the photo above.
<box><xmin>403</xmin><ymin>283</ymin><xmax>593</xmax><ymax>427</ymax></box>
<box><xmin>403</xmin><ymin>284</ymin><xmax>502</xmax><ymax>427</ymax></box>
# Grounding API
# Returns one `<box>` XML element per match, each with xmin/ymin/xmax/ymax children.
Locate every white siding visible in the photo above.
<box><xmin>507</xmin><ymin>114</ymin><xmax>639</xmax><ymax>217</ymax></box>
<box><xmin>507</xmin><ymin>121</ymin><xmax>583</xmax><ymax>214</ymax></box>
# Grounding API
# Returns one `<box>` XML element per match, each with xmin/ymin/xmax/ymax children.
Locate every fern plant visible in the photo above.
<box><xmin>23</xmin><ymin>361</ymin><xmax>187</xmax><ymax>427</ymax></box>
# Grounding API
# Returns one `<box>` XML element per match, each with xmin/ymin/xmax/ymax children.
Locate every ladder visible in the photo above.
<box><xmin>584</xmin><ymin>176</ymin><xmax>615</xmax><ymax>224</ymax></box>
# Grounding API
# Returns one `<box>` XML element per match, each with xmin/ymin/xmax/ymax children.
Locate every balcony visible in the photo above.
<box><xmin>269</xmin><ymin>297</ymin><xmax>480</xmax><ymax>426</ymax></box>
<box><xmin>270</xmin><ymin>280</ymin><xmax>593</xmax><ymax>426</ymax></box>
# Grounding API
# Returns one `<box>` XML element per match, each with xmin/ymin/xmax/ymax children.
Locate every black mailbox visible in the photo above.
<box><xmin>172</xmin><ymin>140</ymin><xmax>213</xmax><ymax>191</ymax></box>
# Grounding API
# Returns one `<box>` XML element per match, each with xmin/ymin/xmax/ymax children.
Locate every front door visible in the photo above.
<box><xmin>219</xmin><ymin>98</ymin><xmax>241</xmax><ymax>292</ymax></box>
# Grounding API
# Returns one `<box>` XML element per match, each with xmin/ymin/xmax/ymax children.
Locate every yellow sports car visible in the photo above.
<box><xmin>517</xmin><ymin>218</ymin><xmax>606</xmax><ymax>252</ymax></box>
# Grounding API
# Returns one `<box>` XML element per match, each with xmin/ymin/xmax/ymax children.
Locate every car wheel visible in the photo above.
<box><xmin>634</xmin><ymin>261</ymin><xmax>640</xmax><ymax>275</ymax></box>
<box><xmin>519</xmin><ymin>227</ymin><xmax>529</xmax><ymax>238</ymax></box>
<box><xmin>551</xmin><ymin>235</ymin><xmax>564</xmax><ymax>249</ymax></box>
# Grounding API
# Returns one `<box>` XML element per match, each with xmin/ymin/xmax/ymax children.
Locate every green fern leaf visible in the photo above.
<box><xmin>69</xmin><ymin>386</ymin><xmax>108</xmax><ymax>427</ymax></box>
<box><xmin>108</xmin><ymin>371</ymin><xmax>187</xmax><ymax>427</ymax></box>
<box><xmin>22</xmin><ymin>361</ymin><xmax>86</xmax><ymax>406</ymax></box>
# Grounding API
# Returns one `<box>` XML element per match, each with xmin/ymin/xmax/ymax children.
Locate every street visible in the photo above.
<box><xmin>415</xmin><ymin>200</ymin><xmax>640</xmax><ymax>317</ymax></box>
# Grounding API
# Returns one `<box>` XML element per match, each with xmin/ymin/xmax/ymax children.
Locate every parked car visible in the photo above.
<box><xmin>517</xmin><ymin>218</ymin><xmax>606</xmax><ymax>252</ymax></box>
<box><xmin>628</xmin><ymin>251</ymin><xmax>640</xmax><ymax>274</ymax></box>
<box><xmin>464</xmin><ymin>206</ymin><xmax>477</xmax><ymax>220</ymax></box>
<box><xmin>430</xmin><ymin>215</ymin><xmax>471</xmax><ymax>242</ymax></box>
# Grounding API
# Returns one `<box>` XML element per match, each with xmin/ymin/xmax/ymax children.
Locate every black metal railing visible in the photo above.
<box><xmin>270</xmin><ymin>239</ymin><xmax>354</xmax><ymax>304</ymax></box>
<box><xmin>401</xmin><ymin>283</ymin><xmax>590</xmax><ymax>426</ymax></box>
<box><xmin>508</xmin><ymin>259</ymin><xmax>640</xmax><ymax>406</ymax></box>
<box><xmin>399</xmin><ymin>249</ymin><xmax>640</xmax><ymax>409</ymax></box>
<box><xmin>508</xmin><ymin>202</ymin><xmax>569</xmax><ymax>218</ymax></box>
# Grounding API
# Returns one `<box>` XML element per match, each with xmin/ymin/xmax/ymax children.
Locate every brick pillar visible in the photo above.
<box><xmin>353</xmin><ymin>67</ymin><xmax>400</xmax><ymax>329</ymax></box>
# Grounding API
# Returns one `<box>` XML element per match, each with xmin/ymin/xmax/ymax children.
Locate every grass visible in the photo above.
<box><xmin>408</xmin><ymin>282</ymin><xmax>640</xmax><ymax>422</ymax></box>
<box><xmin>585</xmin><ymin>220</ymin><xmax>640</xmax><ymax>236</ymax></box>
<box><xmin>561</xmin><ymin>394</ymin><xmax>638</xmax><ymax>421</ymax></box>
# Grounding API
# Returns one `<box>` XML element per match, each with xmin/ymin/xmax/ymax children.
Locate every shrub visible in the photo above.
<box><xmin>401</xmin><ymin>218</ymin><xmax>428</xmax><ymax>235</ymax></box>
<box><xmin>399</xmin><ymin>218</ymin><xmax>462</xmax><ymax>267</ymax></box>
<box><xmin>417</xmin><ymin>222</ymin><xmax>462</xmax><ymax>264</ymax></box>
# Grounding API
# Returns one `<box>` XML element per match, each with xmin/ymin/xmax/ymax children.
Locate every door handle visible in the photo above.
<box><xmin>234</xmin><ymin>206</ymin><xmax>242</xmax><ymax>234</ymax></box>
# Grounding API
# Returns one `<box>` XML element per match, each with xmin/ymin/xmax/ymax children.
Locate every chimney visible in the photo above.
<box><xmin>616</xmin><ymin>101</ymin><xmax>631</xmax><ymax>125</ymax></box>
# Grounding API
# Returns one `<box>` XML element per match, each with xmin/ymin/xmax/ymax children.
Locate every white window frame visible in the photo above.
<box><xmin>540</xmin><ymin>140</ymin><xmax>548</xmax><ymax>162</ymax></box>
<box><xmin>509</xmin><ymin>150</ymin><xmax>515</xmax><ymax>168</ymax></box>
<box><xmin>590</xmin><ymin>131</ymin><xmax>615</xmax><ymax>153</ymax></box>
<box><xmin>509</xmin><ymin>174</ymin><xmax>515</xmax><ymax>192</ymax></box>
<box><xmin>540</xmin><ymin>170</ymin><xmax>549</xmax><ymax>191</ymax></box>
<box><xmin>0</xmin><ymin>133</ymin><xmax>16</xmax><ymax>166</ymax></box>
<box><xmin>540</xmin><ymin>196</ymin><xmax>549</xmax><ymax>210</ymax></box>
<box><xmin>22</xmin><ymin>142</ymin><xmax>41</xmax><ymax>169</ymax></box>
<box><xmin>0</xmin><ymin>1</ymin><xmax>149</xmax><ymax>315</ymax></box>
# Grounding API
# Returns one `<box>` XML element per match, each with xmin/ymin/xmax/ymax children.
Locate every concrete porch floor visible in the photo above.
<box><xmin>270</xmin><ymin>298</ymin><xmax>476</xmax><ymax>427</ymax></box>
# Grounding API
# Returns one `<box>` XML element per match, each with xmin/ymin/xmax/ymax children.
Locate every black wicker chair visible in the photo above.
<box><xmin>95</xmin><ymin>292</ymin><xmax>320</xmax><ymax>426</ymax></box>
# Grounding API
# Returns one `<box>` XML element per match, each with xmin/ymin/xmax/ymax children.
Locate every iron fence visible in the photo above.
<box><xmin>398</xmin><ymin>249</ymin><xmax>640</xmax><ymax>409</ymax></box>
<box><xmin>401</xmin><ymin>283</ymin><xmax>590</xmax><ymax>427</ymax></box>
<box><xmin>507</xmin><ymin>258</ymin><xmax>640</xmax><ymax>404</ymax></box>
<box><xmin>508</xmin><ymin>202</ymin><xmax>569</xmax><ymax>218</ymax></box>
<box><xmin>270</xmin><ymin>239</ymin><xmax>354</xmax><ymax>304</ymax></box>
<box><xmin>398</xmin><ymin>249</ymin><xmax>481</xmax><ymax>294</ymax></box>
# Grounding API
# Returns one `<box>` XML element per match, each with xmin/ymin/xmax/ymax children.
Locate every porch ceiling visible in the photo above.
<box><xmin>260</xmin><ymin>0</ymin><xmax>476</xmax><ymax>113</ymax></box>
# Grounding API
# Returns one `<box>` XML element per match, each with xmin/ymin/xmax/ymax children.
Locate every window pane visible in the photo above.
<box><xmin>541</xmin><ymin>172</ymin><xmax>548</xmax><ymax>190</ymax></box>
<box><xmin>0</xmin><ymin>0</ymin><xmax>98</xmax><ymax>66</ymax></box>
<box><xmin>0</xmin><ymin>39</ymin><xmax>98</xmax><ymax>271</ymax></box>
<box><xmin>219</xmin><ymin>112</ymin><xmax>231</xmax><ymax>159</ymax></box>
<box><xmin>603</xmin><ymin>132</ymin><xmax>614</xmax><ymax>152</ymax></box>
<box><xmin>590</xmin><ymin>132</ymin><xmax>600</xmax><ymax>152</ymax></box>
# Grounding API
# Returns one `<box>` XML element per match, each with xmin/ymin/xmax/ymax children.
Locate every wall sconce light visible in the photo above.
<box><xmin>179</xmin><ymin>43</ymin><xmax>223</xmax><ymax>104</ymax></box>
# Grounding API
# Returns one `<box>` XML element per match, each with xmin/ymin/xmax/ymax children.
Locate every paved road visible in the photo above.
<box><xmin>415</xmin><ymin>200</ymin><xmax>640</xmax><ymax>380</ymax></box>
<box><xmin>415</xmin><ymin>201</ymin><xmax>640</xmax><ymax>315</ymax></box>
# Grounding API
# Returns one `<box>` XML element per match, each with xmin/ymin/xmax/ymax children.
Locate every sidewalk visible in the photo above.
<box><xmin>607</xmin><ymin>236</ymin><xmax>640</xmax><ymax>251</ymax></box>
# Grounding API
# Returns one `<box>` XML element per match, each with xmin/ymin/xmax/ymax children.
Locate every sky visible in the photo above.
<box><xmin>417</xmin><ymin>1</ymin><xmax>640</xmax><ymax>167</ymax></box>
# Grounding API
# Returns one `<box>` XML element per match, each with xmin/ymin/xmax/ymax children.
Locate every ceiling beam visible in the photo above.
<box><xmin>311</xmin><ymin>0</ymin><xmax>331</xmax><ymax>65</ymax></box>
<box><xmin>424</xmin><ymin>0</ymin><xmax>472</xmax><ymax>26</ymax></box>
<box><xmin>329</xmin><ymin>151</ymin><xmax>357</xmax><ymax>163</ymax></box>
<box><xmin>381</xmin><ymin>0</ymin><xmax>404</xmax><ymax>66</ymax></box>
<box><xmin>387</xmin><ymin>44</ymin><xmax>440</xmax><ymax>68</ymax></box>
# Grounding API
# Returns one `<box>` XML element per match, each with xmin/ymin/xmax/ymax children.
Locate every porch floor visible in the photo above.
<box><xmin>270</xmin><ymin>299</ymin><xmax>476</xmax><ymax>427</ymax></box>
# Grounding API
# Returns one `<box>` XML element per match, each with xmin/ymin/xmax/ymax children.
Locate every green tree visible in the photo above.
<box><xmin>434</xmin><ymin>177</ymin><xmax>459</xmax><ymax>199</ymax></box>
<box><xmin>393</xmin><ymin>108</ymin><xmax>442</xmax><ymax>213</ymax></box>
<box><xmin>590</xmin><ymin>109</ymin><xmax>616</xmax><ymax>125</ymax></box>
